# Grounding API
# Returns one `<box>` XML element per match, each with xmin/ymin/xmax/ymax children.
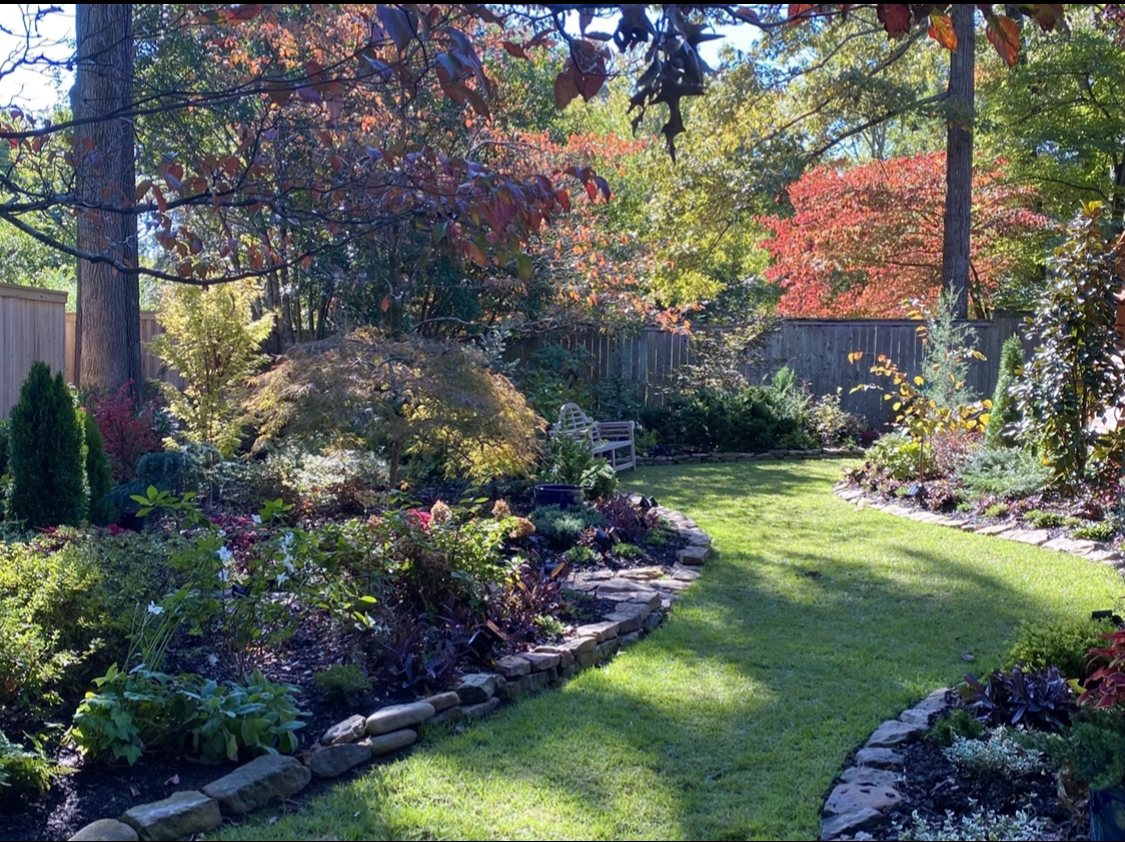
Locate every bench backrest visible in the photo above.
<box><xmin>554</xmin><ymin>403</ymin><xmax>597</xmax><ymax>441</ymax></box>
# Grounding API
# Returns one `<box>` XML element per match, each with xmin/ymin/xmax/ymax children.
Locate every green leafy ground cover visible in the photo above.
<box><xmin>215</xmin><ymin>461</ymin><xmax>1122</xmax><ymax>841</ymax></box>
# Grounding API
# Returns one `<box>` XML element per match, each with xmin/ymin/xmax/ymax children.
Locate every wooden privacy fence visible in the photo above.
<box><xmin>64</xmin><ymin>312</ymin><xmax>185</xmax><ymax>391</ymax></box>
<box><xmin>508</xmin><ymin>316</ymin><xmax>1030</xmax><ymax>428</ymax></box>
<box><xmin>504</xmin><ymin>327</ymin><xmax>691</xmax><ymax>407</ymax></box>
<box><xmin>0</xmin><ymin>283</ymin><xmax>68</xmax><ymax>418</ymax></box>
<box><xmin>0</xmin><ymin>284</ymin><xmax>184</xmax><ymax>419</ymax></box>
<box><xmin>750</xmin><ymin>316</ymin><xmax>1028</xmax><ymax>426</ymax></box>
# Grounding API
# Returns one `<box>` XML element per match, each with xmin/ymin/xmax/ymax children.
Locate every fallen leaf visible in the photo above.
<box><xmin>165</xmin><ymin>774</ymin><xmax>180</xmax><ymax>786</ymax></box>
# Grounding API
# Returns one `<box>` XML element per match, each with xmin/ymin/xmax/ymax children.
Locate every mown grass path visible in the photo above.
<box><xmin>217</xmin><ymin>462</ymin><xmax>1122</xmax><ymax>841</ymax></box>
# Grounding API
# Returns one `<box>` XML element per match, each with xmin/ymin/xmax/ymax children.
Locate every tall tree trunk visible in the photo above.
<box><xmin>73</xmin><ymin>4</ymin><xmax>141</xmax><ymax>398</ymax></box>
<box><xmin>941</xmin><ymin>4</ymin><xmax>975</xmax><ymax>320</ymax></box>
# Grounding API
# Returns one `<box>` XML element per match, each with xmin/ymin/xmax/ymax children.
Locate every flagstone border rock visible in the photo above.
<box><xmin>820</xmin><ymin>690</ymin><xmax>952</xmax><ymax>842</ymax></box>
<box><xmin>636</xmin><ymin>446</ymin><xmax>864</xmax><ymax>468</ymax></box>
<box><xmin>834</xmin><ymin>482</ymin><xmax>1125</xmax><ymax>571</ymax></box>
<box><xmin>66</xmin><ymin>498</ymin><xmax>712</xmax><ymax>841</ymax></box>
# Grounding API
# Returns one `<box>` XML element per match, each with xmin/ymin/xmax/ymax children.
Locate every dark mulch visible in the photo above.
<box><xmin>850</xmin><ymin>732</ymin><xmax>1090</xmax><ymax>842</ymax></box>
<box><xmin>0</xmin><ymin>631</ymin><xmax>391</xmax><ymax>842</ymax></box>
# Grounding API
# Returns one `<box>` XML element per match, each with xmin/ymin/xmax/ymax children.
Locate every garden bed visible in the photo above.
<box><xmin>1</xmin><ymin>489</ymin><xmax>701</xmax><ymax>842</ymax></box>
<box><xmin>821</xmin><ymin>692</ymin><xmax>1090</xmax><ymax>842</ymax></box>
<box><xmin>834</xmin><ymin>481</ymin><xmax>1125</xmax><ymax>572</ymax></box>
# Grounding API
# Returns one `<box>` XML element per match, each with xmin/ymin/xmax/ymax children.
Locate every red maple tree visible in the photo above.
<box><xmin>759</xmin><ymin>152</ymin><xmax>1054</xmax><ymax>319</ymax></box>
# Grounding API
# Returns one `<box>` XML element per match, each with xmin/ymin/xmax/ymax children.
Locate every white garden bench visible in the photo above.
<box><xmin>551</xmin><ymin>402</ymin><xmax>636</xmax><ymax>472</ymax></box>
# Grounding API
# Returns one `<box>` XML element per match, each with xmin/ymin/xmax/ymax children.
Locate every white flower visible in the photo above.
<box><xmin>276</xmin><ymin>572</ymin><xmax>289</xmax><ymax>586</ymax></box>
<box><xmin>217</xmin><ymin>528</ymin><xmax>227</xmax><ymax>538</ymax></box>
<box><xmin>279</xmin><ymin>533</ymin><xmax>295</xmax><ymax>571</ymax></box>
<box><xmin>146</xmin><ymin>601</ymin><xmax>164</xmax><ymax>616</ymax></box>
<box><xmin>252</xmin><ymin>515</ymin><xmax>262</xmax><ymax>525</ymax></box>
<box><xmin>217</xmin><ymin>546</ymin><xmax>234</xmax><ymax>565</ymax></box>
<box><xmin>218</xmin><ymin>567</ymin><xmax>229</xmax><ymax>584</ymax></box>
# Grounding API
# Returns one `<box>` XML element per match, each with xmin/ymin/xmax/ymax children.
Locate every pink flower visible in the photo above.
<box><xmin>408</xmin><ymin>509</ymin><xmax>432</xmax><ymax>529</ymax></box>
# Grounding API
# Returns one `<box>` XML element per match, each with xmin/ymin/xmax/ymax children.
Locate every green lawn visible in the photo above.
<box><xmin>216</xmin><ymin>461</ymin><xmax>1123</xmax><ymax>841</ymax></box>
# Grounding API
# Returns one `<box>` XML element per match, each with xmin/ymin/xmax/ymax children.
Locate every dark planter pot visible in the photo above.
<box><xmin>534</xmin><ymin>484</ymin><xmax>583</xmax><ymax>509</ymax></box>
<box><xmin>1091</xmin><ymin>786</ymin><xmax>1125</xmax><ymax>841</ymax></box>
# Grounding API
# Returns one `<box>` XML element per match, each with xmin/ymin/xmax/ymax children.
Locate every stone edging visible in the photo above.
<box><xmin>820</xmin><ymin>482</ymin><xmax>1125</xmax><ymax>840</ymax></box>
<box><xmin>636</xmin><ymin>446</ymin><xmax>864</xmax><ymax>468</ymax></box>
<box><xmin>820</xmin><ymin>690</ymin><xmax>952</xmax><ymax>841</ymax></box>
<box><xmin>834</xmin><ymin>482</ymin><xmax>1125</xmax><ymax>571</ymax></box>
<box><xmin>65</xmin><ymin>499</ymin><xmax>712</xmax><ymax>842</ymax></box>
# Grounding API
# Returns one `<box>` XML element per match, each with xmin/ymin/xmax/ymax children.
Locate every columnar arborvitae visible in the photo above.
<box><xmin>80</xmin><ymin>409</ymin><xmax>114</xmax><ymax>526</ymax></box>
<box><xmin>8</xmin><ymin>362</ymin><xmax>86</xmax><ymax>528</ymax></box>
<box><xmin>985</xmin><ymin>334</ymin><xmax>1025</xmax><ymax>448</ymax></box>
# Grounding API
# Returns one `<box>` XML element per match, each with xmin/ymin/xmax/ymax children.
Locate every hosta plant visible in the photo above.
<box><xmin>180</xmin><ymin>670</ymin><xmax>306</xmax><ymax>763</ymax></box>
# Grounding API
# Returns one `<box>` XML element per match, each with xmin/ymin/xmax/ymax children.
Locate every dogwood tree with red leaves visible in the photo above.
<box><xmin>760</xmin><ymin>152</ymin><xmax>1054</xmax><ymax>319</ymax></box>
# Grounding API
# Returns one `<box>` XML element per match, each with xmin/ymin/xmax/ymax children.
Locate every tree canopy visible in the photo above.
<box><xmin>979</xmin><ymin>9</ymin><xmax>1125</xmax><ymax>222</ymax></box>
<box><xmin>0</xmin><ymin>3</ymin><xmax>1100</xmax><ymax>394</ymax></box>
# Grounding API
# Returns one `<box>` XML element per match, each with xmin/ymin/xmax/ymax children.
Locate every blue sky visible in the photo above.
<box><xmin>0</xmin><ymin>4</ymin><xmax>74</xmax><ymax>111</ymax></box>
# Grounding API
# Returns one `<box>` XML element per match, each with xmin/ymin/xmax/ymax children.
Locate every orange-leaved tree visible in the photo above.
<box><xmin>759</xmin><ymin>152</ymin><xmax>1054</xmax><ymax>319</ymax></box>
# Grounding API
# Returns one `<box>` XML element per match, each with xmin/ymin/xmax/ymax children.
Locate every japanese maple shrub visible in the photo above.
<box><xmin>246</xmin><ymin>328</ymin><xmax>542</xmax><ymax>486</ymax></box>
<box><xmin>87</xmin><ymin>382</ymin><xmax>163</xmax><ymax>482</ymax></box>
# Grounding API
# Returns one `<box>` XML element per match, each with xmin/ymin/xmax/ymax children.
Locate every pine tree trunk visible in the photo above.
<box><xmin>73</xmin><ymin>4</ymin><xmax>142</xmax><ymax>399</ymax></box>
<box><xmin>941</xmin><ymin>4</ymin><xmax>975</xmax><ymax>320</ymax></box>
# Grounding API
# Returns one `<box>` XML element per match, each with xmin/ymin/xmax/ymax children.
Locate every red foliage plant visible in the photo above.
<box><xmin>88</xmin><ymin>382</ymin><xmax>163</xmax><ymax>483</ymax></box>
<box><xmin>759</xmin><ymin>153</ymin><xmax>1054</xmax><ymax>318</ymax></box>
<box><xmin>1080</xmin><ymin>629</ymin><xmax>1125</xmax><ymax>711</ymax></box>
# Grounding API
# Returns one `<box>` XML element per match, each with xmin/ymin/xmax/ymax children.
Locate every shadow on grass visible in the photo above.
<box><xmin>219</xmin><ymin>461</ymin><xmax>1123</xmax><ymax>842</ymax></box>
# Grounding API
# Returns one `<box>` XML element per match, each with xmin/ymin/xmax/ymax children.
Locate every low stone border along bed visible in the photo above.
<box><xmin>63</xmin><ymin>499</ymin><xmax>713</xmax><ymax>842</ymax></box>
<box><xmin>635</xmin><ymin>446</ymin><xmax>864</xmax><ymax>468</ymax></box>
<box><xmin>819</xmin><ymin>689</ymin><xmax>953</xmax><ymax>841</ymax></box>
<box><xmin>833</xmin><ymin>481</ymin><xmax>1125</xmax><ymax>572</ymax></box>
<box><xmin>820</xmin><ymin>479</ymin><xmax>1125</xmax><ymax>842</ymax></box>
